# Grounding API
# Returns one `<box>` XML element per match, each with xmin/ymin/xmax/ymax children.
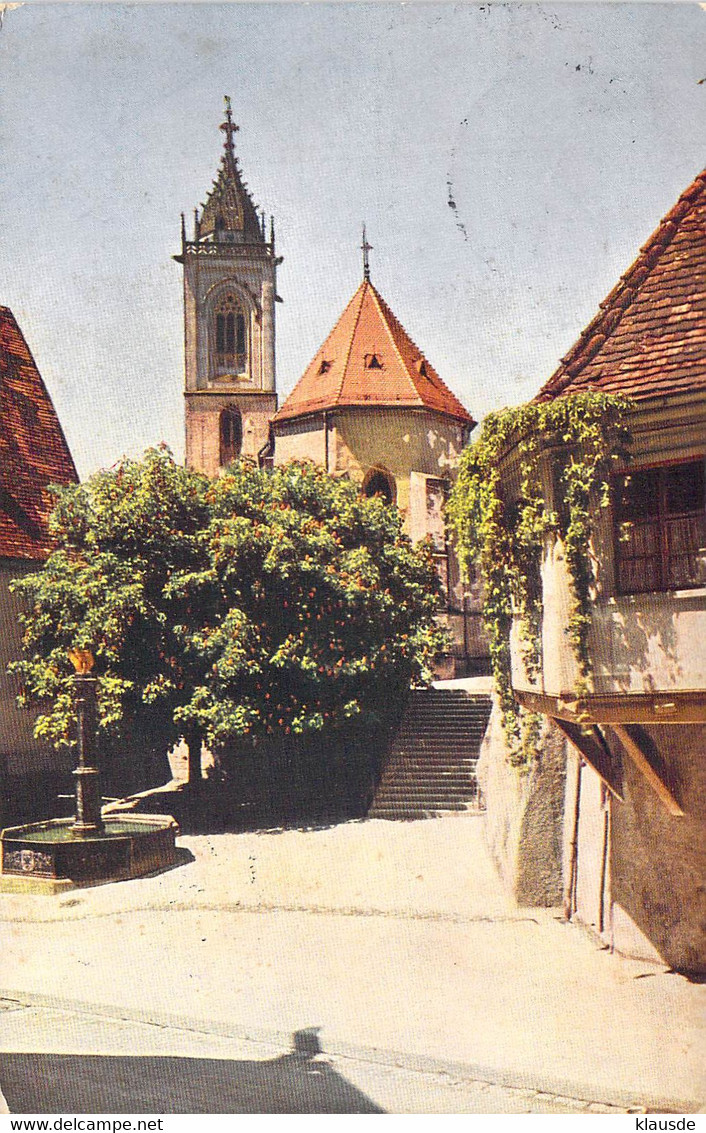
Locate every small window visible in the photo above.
<box><xmin>219</xmin><ymin>407</ymin><xmax>242</xmax><ymax>467</ymax></box>
<box><xmin>616</xmin><ymin>460</ymin><xmax>705</xmax><ymax>593</ymax></box>
<box><xmin>418</xmin><ymin>359</ymin><xmax>427</xmax><ymax>377</ymax></box>
<box><xmin>318</xmin><ymin>360</ymin><xmax>332</xmax><ymax>375</ymax></box>
<box><xmin>365</xmin><ymin>353</ymin><xmax>383</xmax><ymax>370</ymax></box>
<box><xmin>363</xmin><ymin>468</ymin><xmax>395</xmax><ymax>505</ymax></box>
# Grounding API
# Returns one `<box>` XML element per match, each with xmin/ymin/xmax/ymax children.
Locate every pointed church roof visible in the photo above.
<box><xmin>0</xmin><ymin>307</ymin><xmax>78</xmax><ymax>560</ymax></box>
<box><xmin>537</xmin><ymin>168</ymin><xmax>706</xmax><ymax>403</ymax></box>
<box><xmin>198</xmin><ymin>99</ymin><xmax>264</xmax><ymax>244</ymax></box>
<box><xmin>274</xmin><ymin>279</ymin><xmax>474</xmax><ymax>426</ymax></box>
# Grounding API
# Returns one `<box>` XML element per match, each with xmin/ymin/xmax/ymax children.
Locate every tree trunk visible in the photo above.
<box><xmin>185</xmin><ymin>729</ymin><xmax>203</xmax><ymax>789</ymax></box>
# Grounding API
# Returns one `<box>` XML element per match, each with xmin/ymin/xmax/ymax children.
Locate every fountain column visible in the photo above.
<box><xmin>69</xmin><ymin>652</ymin><xmax>104</xmax><ymax>836</ymax></box>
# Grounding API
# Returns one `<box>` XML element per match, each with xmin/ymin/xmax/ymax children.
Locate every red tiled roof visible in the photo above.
<box><xmin>537</xmin><ymin>168</ymin><xmax>706</xmax><ymax>403</ymax></box>
<box><xmin>0</xmin><ymin>307</ymin><xmax>78</xmax><ymax>560</ymax></box>
<box><xmin>274</xmin><ymin>279</ymin><xmax>474</xmax><ymax>426</ymax></box>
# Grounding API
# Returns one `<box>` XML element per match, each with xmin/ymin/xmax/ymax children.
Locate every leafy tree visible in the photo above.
<box><xmin>12</xmin><ymin>449</ymin><xmax>445</xmax><ymax>789</ymax></box>
<box><xmin>10</xmin><ymin>446</ymin><xmax>212</xmax><ymax>785</ymax></box>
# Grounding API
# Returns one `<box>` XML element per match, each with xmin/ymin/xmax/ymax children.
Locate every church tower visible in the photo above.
<box><xmin>175</xmin><ymin>98</ymin><xmax>280</xmax><ymax>475</ymax></box>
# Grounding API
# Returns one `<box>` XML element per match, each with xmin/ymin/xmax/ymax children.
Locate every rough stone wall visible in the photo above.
<box><xmin>607</xmin><ymin>723</ymin><xmax>706</xmax><ymax>974</ymax></box>
<box><xmin>477</xmin><ymin>698</ymin><xmax>568</xmax><ymax>905</ymax></box>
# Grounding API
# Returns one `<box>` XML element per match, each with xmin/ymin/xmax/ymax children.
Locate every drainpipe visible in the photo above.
<box><xmin>258</xmin><ymin>424</ymin><xmax>275</xmax><ymax>470</ymax></box>
<box><xmin>564</xmin><ymin>757</ymin><xmax>582</xmax><ymax>922</ymax></box>
<box><xmin>324</xmin><ymin>411</ymin><xmax>330</xmax><ymax>473</ymax></box>
<box><xmin>598</xmin><ymin>792</ymin><xmax>610</xmax><ymax>937</ymax></box>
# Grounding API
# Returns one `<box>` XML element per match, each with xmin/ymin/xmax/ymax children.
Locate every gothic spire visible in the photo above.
<box><xmin>197</xmin><ymin>97</ymin><xmax>264</xmax><ymax>244</ymax></box>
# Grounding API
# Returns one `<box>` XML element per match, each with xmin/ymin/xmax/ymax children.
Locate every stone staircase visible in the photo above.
<box><xmin>367</xmin><ymin>688</ymin><xmax>492</xmax><ymax>820</ymax></box>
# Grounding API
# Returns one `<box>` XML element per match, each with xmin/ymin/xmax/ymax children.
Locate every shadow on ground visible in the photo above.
<box><xmin>0</xmin><ymin>1038</ymin><xmax>385</xmax><ymax>1113</ymax></box>
<box><xmin>133</xmin><ymin>781</ymin><xmax>371</xmax><ymax>836</ymax></box>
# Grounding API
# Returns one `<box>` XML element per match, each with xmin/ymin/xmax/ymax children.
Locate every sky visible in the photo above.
<box><xmin>1</xmin><ymin>2</ymin><xmax>705</xmax><ymax>477</ymax></box>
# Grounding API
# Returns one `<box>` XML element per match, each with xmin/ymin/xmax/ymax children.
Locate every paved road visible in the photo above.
<box><xmin>1</xmin><ymin>815</ymin><xmax>703</xmax><ymax>1113</ymax></box>
<box><xmin>0</xmin><ymin>996</ymin><xmax>629</xmax><ymax>1114</ymax></box>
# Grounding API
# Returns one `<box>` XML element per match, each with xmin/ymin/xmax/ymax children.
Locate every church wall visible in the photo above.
<box><xmin>333</xmin><ymin>407</ymin><xmax>467</xmax><ymax>523</ymax></box>
<box><xmin>185</xmin><ymin>392</ymin><xmax>277</xmax><ymax>476</ymax></box>
<box><xmin>334</xmin><ymin>407</ymin><xmax>466</xmax><ymax>478</ymax></box>
<box><xmin>275</xmin><ymin>407</ymin><xmax>467</xmax><ymax>518</ymax></box>
<box><xmin>275</xmin><ymin>407</ymin><xmax>486</xmax><ymax>674</ymax></box>
<box><xmin>272</xmin><ymin>417</ymin><xmax>328</xmax><ymax>468</ymax></box>
<box><xmin>183</xmin><ymin>256</ymin><xmax>276</xmax><ymax>394</ymax></box>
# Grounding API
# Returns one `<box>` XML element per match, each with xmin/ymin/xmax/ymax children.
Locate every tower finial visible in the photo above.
<box><xmin>361</xmin><ymin>224</ymin><xmax>373</xmax><ymax>282</ymax></box>
<box><xmin>220</xmin><ymin>95</ymin><xmax>239</xmax><ymax>156</ymax></box>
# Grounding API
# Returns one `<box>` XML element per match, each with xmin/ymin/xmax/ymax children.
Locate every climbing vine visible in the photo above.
<box><xmin>447</xmin><ymin>391</ymin><xmax>633</xmax><ymax>767</ymax></box>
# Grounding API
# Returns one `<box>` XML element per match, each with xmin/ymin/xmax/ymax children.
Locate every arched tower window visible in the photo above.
<box><xmin>213</xmin><ymin>292</ymin><xmax>248</xmax><ymax>378</ymax></box>
<box><xmin>219</xmin><ymin>407</ymin><xmax>242</xmax><ymax>466</ymax></box>
<box><xmin>363</xmin><ymin>467</ymin><xmax>395</xmax><ymax>506</ymax></box>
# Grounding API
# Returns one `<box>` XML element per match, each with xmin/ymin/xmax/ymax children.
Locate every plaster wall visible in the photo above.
<box><xmin>275</xmin><ymin>407</ymin><xmax>486</xmax><ymax>671</ymax></box>
<box><xmin>509</xmin><ymin>396</ymin><xmax>706</xmax><ymax>701</ymax></box>
<box><xmin>0</xmin><ymin>560</ymin><xmax>74</xmax><ymax>822</ymax></box>
<box><xmin>275</xmin><ymin>407</ymin><xmax>466</xmax><ymax>532</ymax></box>
<box><xmin>333</xmin><ymin>408</ymin><xmax>466</xmax><ymax>495</ymax></box>
<box><xmin>477</xmin><ymin>699</ymin><xmax>567</xmax><ymax>905</ymax></box>
<box><xmin>607</xmin><ymin>723</ymin><xmax>706</xmax><ymax>973</ymax></box>
<box><xmin>273</xmin><ymin>417</ymin><xmax>329</xmax><ymax>469</ymax></box>
<box><xmin>589</xmin><ymin>591</ymin><xmax>706</xmax><ymax>695</ymax></box>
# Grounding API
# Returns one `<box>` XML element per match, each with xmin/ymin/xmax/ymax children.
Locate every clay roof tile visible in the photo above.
<box><xmin>0</xmin><ymin>307</ymin><xmax>78</xmax><ymax>560</ymax></box>
<box><xmin>274</xmin><ymin>280</ymin><xmax>474</xmax><ymax>426</ymax></box>
<box><xmin>536</xmin><ymin>168</ymin><xmax>706</xmax><ymax>403</ymax></box>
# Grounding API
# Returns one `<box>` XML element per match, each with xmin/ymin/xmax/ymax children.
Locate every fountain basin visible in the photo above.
<box><xmin>0</xmin><ymin>814</ymin><xmax>179</xmax><ymax>894</ymax></box>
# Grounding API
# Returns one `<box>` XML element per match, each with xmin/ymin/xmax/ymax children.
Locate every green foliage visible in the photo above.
<box><xmin>10</xmin><ymin>446</ymin><xmax>212</xmax><ymax>756</ymax></box>
<box><xmin>11</xmin><ymin>449</ymin><xmax>445</xmax><ymax>767</ymax></box>
<box><xmin>447</xmin><ymin>392</ymin><xmax>632</xmax><ymax>767</ymax></box>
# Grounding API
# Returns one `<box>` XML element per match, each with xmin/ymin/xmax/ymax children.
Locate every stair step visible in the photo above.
<box><xmin>377</xmin><ymin>780</ymin><xmax>476</xmax><ymax>790</ymax></box>
<box><xmin>367</xmin><ymin>691</ymin><xmax>490</xmax><ymax>821</ymax></box>
<box><xmin>369</xmin><ymin>804</ymin><xmax>475</xmax><ymax>819</ymax></box>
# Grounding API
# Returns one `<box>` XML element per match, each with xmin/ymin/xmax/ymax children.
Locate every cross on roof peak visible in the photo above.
<box><xmin>361</xmin><ymin>224</ymin><xmax>373</xmax><ymax>282</ymax></box>
<box><xmin>220</xmin><ymin>95</ymin><xmax>239</xmax><ymax>154</ymax></box>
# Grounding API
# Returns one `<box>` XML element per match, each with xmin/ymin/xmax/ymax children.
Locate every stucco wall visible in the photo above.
<box><xmin>477</xmin><ymin>699</ymin><xmax>567</xmax><ymax>905</ymax></box>
<box><xmin>275</xmin><ymin>406</ymin><xmax>488</xmax><ymax>672</ymax></box>
<box><xmin>334</xmin><ymin>407</ymin><xmax>466</xmax><ymax>503</ymax></box>
<box><xmin>0</xmin><ymin>560</ymin><xmax>74</xmax><ymax>825</ymax></box>
<box><xmin>273</xmin><ymin>417</ymin><xmax>328</xmax><ymax>468</ymax></box>
<box><xmin>589</xmin><ymin>591</ymin><xmax>706</xmax><ymax>696</ymax></box>
<box><xmin>510</xmin><ymin>396</ymin><xmax>706</xmax><ymax>702</ymax></box>
<box><xmin>608</xmin><ymin>724</ymin><xmax>706</xmax><ymax>973</ymax></box>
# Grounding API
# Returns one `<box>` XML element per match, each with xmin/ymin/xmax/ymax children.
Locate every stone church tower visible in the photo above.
<box><xmin>175</xmin><ymin>99</ymin><xmax>280</xmax><ymax>475</ymax></box>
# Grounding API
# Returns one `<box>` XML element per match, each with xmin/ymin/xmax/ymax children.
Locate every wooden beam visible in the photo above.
<box><xmin>514</xmin><ymin>687</ymin><xmax>706</xmax><ymax>725</ymax></box>
<box><xmin>611</xmin><ymin>724</ymin><xmax>684</xmax><ymax>817</ymax></box>
<box><xmin>552</xmin><ymin>718</ymin><xmax>624</xmax><ymax>801</ymax></box>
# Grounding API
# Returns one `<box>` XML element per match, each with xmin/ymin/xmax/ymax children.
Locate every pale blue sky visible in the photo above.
<box><xmin>1</xmin><ymin>2</ymin><xmax>705</xmax><ymax>476</ymax></box>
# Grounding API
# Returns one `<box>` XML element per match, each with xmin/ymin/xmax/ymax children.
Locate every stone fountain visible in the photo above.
<box><xmin>0</xmin><ymin>652</ymin><xmax>178</xmax><ymax>894</ymax></box>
